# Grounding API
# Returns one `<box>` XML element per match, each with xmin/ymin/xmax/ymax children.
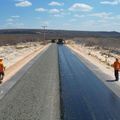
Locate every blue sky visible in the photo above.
<box><xmin>0</xmin><ymin>0</ymin><xmax>120</xmax><ymax>31</ymax></box>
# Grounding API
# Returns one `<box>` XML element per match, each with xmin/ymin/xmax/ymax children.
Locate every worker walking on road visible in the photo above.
<box><xmin>112</xmin><ymin>58</ymin><xmax>120</xmax><ymax>81</ymax></box>
<box><xmin>0</xmin><ymin>58</ymin><xmax>5</xmax><ymax>83</ymax></box>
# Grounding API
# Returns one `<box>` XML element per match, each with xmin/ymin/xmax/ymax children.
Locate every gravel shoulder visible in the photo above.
<box><xmin>0</xmin><ymin>43</ymin><xmax>60</xmax><ymax>120</ymax></box>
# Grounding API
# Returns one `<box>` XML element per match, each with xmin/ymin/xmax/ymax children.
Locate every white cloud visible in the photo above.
<box><xmin>100</xmin><ymin>0</ymin><xmax>120</xmax><ymax>5</ymax></box>
<box><xmin>5</xmin><ymin>22</ymin><xmax>25</xmax><ymax>28</ymax></box>
<box><xmin>69</xmin><ymin>3</ymin><xmax>93</xmax><ymax>12</ymax></box>
<box><xmin>4</xmin><ymin>23</ymin><xmax>14</xmax><ymax>28</ymax></box>
<box><xmin>15</xmin><ymin>0</ymin><xmax>32</xmax><ymax>7</ymax></box>
<box><xmin>7</xmin><ymin>16</ymin><xmax>20</xmax><ymax>22</ymax></box>
<box><xmin>49</xmin><ymin>1</ymin><xmax>64</xmax><ymax>6</ymax></box>
<box><xmin>35</xmin><ymin>8</ymin><xmax>47</xmax><ymax>12</ymax></box>
<box><xmin>36</xmin><ymin>17</ymin><xmax>41</xmax><ymax>20</ymax></box>
<box><xmin>7</xmin><ymin>18</ymin><xmax>14</xmax><ymax>22</ymax></box>
<box><xmin>90</xmin><ymin>12</ymin><xmax>112</xmax><ymax>18</ymax></box>
<box><xmin>53</xmin><ymin>14</ymin><xmax>63</xmax><ymax>17</ymax></box>
<box><xmin>116</xmin><ymin>15</ymin><xmax>120</xmax><ymax>19</ymax></box>
<box><xmin>74</xmin><ymin>14</ymin><xmax>85</xmax><ymax>18</ymax></box>
<box><xmin>70</xmin><ymin>19</ymin><xmax>77</xmax><ymax>22</ymax></box>
<box><xmin>14</xmin><ymin>0</ymin><xmax>25</xmax><ymax>1</ymax></box>
<box><xmin>52</xmin><ymin>11</ymin><xmax>70</xmax><ymax>17</ymax></box>
<box><xmin>6</xmin><ymin>15</ymin><xmax>23</xmax><ymax>28</ymax></box>
<box><xmin>11</xmin><ymin>15</ymin><xmax>20</xmax><ymax>18</ymax></box>
<box><xmin>49</xmin><ymin>9</ymin><xmax>60</xmax><ymax>14</ymax></box>
<box><xmin>42</xmin><ymin>21</ymin><xmax>49</xmax><ymax>26</ymax></box>
<box><xmin>15</xmin><ymin>23</ymin><xmax>24</xmax><ymax>26</ymax></box>
<box><xmin>63</xmin><ymin>23</ymin><xmax>71</xmax><ymax>26</ymax></box>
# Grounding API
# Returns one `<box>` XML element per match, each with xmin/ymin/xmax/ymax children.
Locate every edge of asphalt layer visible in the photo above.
<box><xmin>0</xmin><ymin>46</ymin><xmax>49</xmax><ymax>100</ymax></box>
<box><xmin>57</xmin><ymin>45</ymin><xmax>64</xmax><ymax>120</ymax></box>
<box><xmin>0</xmin><ymin>43</ymin><xmax>60</xmax><ymax>120</ymax></box>
<box><xmin>67</xmin><ymin>46</ymin><xmax>120</xmax><ymax>98</ymax></box>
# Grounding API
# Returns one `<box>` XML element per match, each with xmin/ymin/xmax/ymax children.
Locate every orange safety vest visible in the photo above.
<box><xmin>112</xmin><ymin>61</ymin><xmax>120</xmax><ymax>70</ymax></box>
<box><xmin>0</xmin><ymin>62</ymin><xmax>4</xmax><ymax>72</ymax></box>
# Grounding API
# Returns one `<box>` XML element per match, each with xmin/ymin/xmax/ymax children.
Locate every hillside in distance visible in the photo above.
<box><xmin>0</xmin><ymin>29</ymin><xmax>120</xmax><ymax>46</ymax></box>
<box><xmin>0</xmin><ymin>29</ymin><xmax>120</xmax><ymax>37</ymax></box>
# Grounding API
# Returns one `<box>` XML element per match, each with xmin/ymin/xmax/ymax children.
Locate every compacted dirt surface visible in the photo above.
<box><xmin>0</xmin><ymin>44</ymin><xmax>60</xmax><ymax>120</ymax></box>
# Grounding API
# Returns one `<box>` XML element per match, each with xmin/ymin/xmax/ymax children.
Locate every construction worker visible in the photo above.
<box><xmin>112</xmin><ymin>58</ymin><xmax>120</xmax><ymax>81</ymax></box>
<box><xmin>0</xmin><ymin>58</ymin><xmax>5</xmax><ymax>83</ymax></box>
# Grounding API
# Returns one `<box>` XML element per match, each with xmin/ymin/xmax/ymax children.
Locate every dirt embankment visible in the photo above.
<box><xmin>66</xmin><ymin>37</ymin><xmax>120</xmax><ymax>66</ymax></box>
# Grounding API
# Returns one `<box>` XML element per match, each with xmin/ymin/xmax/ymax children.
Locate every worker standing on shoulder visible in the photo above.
<box><xmin>112</xmin><ymin>58</ymin><xmax>120</xmax><ymax>81</ymax></box>
<box><xmin>0</xmin><ymin>58</ymin><xmax>5</xmax><ymax>83</ymax></box>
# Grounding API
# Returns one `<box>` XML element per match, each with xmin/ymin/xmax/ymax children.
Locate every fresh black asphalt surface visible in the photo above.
<box><xmin>58</xmin><ymin>45</ymin><xmax>120</xmax><ymax>120</ymax></box>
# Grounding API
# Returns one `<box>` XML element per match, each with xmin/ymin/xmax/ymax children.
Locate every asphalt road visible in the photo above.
<box><xmin>58</xmin><ymin>45</ymin><xmax>120</xmax><ymax>120</ymax></box>
<box><xmin>0</xmin><ymin>44</ymin><xmax>60</xmax><ymax>120</ymax></box>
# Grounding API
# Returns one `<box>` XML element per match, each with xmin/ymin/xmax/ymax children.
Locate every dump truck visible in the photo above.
<box><xmin>57</xmin><ymin>39</ymin><xmax>65</xmax><ymax>44</ymax></box>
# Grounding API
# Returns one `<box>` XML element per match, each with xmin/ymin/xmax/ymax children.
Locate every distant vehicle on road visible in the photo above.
<box><xmin>51</xmin><ymin>39</ymin><xmax>56</xmax><ymax>43</ymax></box>
<box><xmin>57</xmin><ymin>39</ymin><xmax>65</xmax><ymax>44</ymax></box>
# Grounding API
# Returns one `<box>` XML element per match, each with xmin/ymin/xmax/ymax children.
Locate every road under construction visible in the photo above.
<box><xmin>0</xmin><ymin>44</ymin><xmax>120</xmax><ymax>120</ymax></box>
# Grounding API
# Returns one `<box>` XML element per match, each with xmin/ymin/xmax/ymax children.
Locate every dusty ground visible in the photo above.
<box><xmin>0</xmin><ymin>42</ymin><xmax>49</xmax><ymax>83</ymax></box>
